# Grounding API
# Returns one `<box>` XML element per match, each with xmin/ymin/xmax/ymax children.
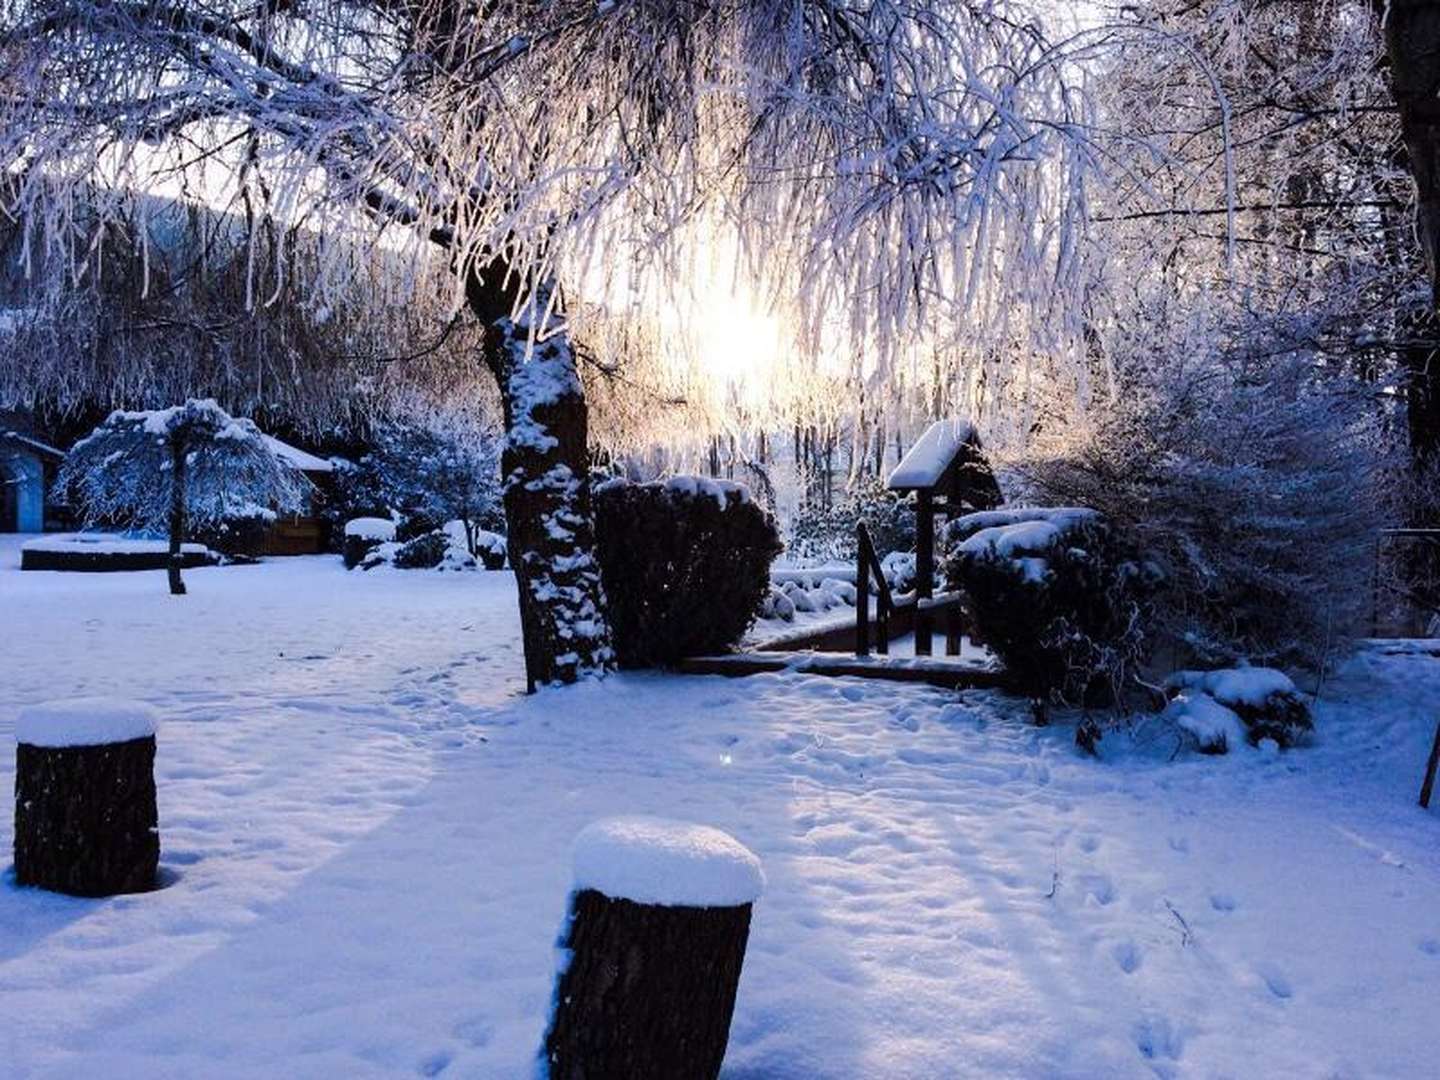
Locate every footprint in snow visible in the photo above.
<box><xmin>1112</xmin><ymin>940</ymin><xmax>1143</xmax><ymax>974</ymax></box>
<box><xmin>1210</xmin><ymin>893</ymin><xmax>1237</xmax><ymax>912</ymax></box>
<box><xmin>1256</xmin><ymin>964</ymin><xmax>1293</xmax><ymax>1000</ymax></box>
<box><xmin>1168</xmin><ymin>836</ymin><xmax>1190</xmax><ymax>855</ymax></box>
<box><xmin>417</xmin><ymin>1050</ymin><xmax>452</xmax><ymax>1076</ymax></box>
<box><xmin>838</xmin><ymin>685</ymin><xmax>865</xmax><ymax>702</ymax></box>
<box><xmin>1418</xmin><ymin>938</ymin><xmax>1439</xmax><ymax>957</ymax></box>
<box><xmin>1077</xmin><ymin>834</ymin><xmax>1101</xmax><ymax>854</ymax></box>
<box><xmin>1133</xmin><ymin>1014</ymin><xmax>1184</xmax><ymax>1064</ymax></box>
<box><xmin>1077</xmin><ymin>873</ymin><xmax>1116</xmax><ymax>906</ymax></box>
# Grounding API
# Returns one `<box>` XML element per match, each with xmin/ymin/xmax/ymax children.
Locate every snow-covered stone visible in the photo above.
<box><xmin>1168</xmin><ymin>666</ymin><xmax>1297</xmax><ymax>710</ymax></box>
<box><xmin>16</xmin><ymin>698</ymin><xmax>159</xmax><ymax>748</ymax></box>
<box><xmin>572</xmin><ymin>816</ymin><xmax>765</xmax><ymax>907</ymax></box>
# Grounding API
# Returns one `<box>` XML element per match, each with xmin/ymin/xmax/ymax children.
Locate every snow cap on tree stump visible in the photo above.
<box><xmin>16</xmin><ymin>698</ymin><xmax>159</xmax><ymax>748</ymax></box>
<box><xmin>572</xmin><ymin>816</ymin><xmax>765</xmax><ymax>907</ymax></box>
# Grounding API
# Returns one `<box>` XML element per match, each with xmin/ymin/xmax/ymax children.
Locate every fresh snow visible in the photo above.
<box><xmin>260</xmin><ymin>434</ymin><xmax>334</xmax><ymax>474</ymax></box>
<box><xmin>571</xmin><ymin>817</ymin><xmax>765</xmax><ymax>907</ymax></box>
<box><xmin>1</xmin><ymin>536</ymin><xmax>1439</xmax><ymax>1077</ymax></box>
<box><xmin>15</xmin><ymin>698</ymin><xmax>159</xmax><ymax>748</ymax></box>
<box><xmin>1161</xmin><ymin>692</ymin><xmax>1247</xmax><ymax>754</ymax></box>
<box><xmin>21</xmin><ymin>533</ymin><xmax>209</xmax><ymax>556</ymax></box>
<box><xmin>887</xmin><ymin>417</ymin><xmax>976</xmax><ymax>489</ymax></box>
<box><xmin>344</xmin><ymin>517</ymin><xmax>398</xmax><ymax>541</ymax></box>
<box><xmin>1169</xmin><ymin>666</ymin><xmax>1297</xmax><ymax>709</ymax></box>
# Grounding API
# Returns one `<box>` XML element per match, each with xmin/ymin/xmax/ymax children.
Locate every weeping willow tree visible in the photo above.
<box><xmin>0</xmin><ymin>0</ymin><xmax>1096</xmax><ymax>689</ymax></box>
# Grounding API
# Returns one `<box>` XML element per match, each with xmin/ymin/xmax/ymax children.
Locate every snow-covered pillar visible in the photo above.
<box><xmin>542</xmin><ymin>817</ymin><xmax>765</xmax><ymax>1079</ymax></box>
<box><xmin>13</xmin><ymin>699</ymin><xmax>160</xmax><ymax>896</ymax></box>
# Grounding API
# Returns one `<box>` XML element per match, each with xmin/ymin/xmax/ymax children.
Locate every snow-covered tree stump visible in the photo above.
<box><xmin>542</xmin><ymin>817</ymin><xmax>765</xmax><ymax>1080</ymax></box>
<box><xmin>13</xmin><ymin>700</ymin><xmax>160</xmax><ymax>897</ymax></box>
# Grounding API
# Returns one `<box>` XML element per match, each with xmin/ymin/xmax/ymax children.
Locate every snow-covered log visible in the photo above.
<box><xmin>13</xmin><ymin>699</ymin><xmax>160</xmax><ymax>897</ymax></box>
<box><xmin>542</xmin><ymin>817</ymin><xmax>764</xmax><ymax>1079</ymax></box>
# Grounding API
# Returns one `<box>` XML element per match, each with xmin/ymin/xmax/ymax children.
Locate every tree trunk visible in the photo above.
<box><xmin>14</xmin><ymin>735</ymin><xmax>160</xmax><ymax>896</ymax></box>
<box><xmin>543</xmin><ymin>889</ymin><xmax>753</xmax><ymax>1080</ymax></box>
<box><xmin>466</xmin><ymin>267</ymin><xmax>612</xmax><ymax>692</ymax></box>
<box><xmin>1378</xmin><ymin>0</ymin><xmax>1440</xmax><ymax>466</ymax></box>
<box><xmin>167</xmin><ymin>439</ymin><xmax>187</xmax><ymax>596</ymax></box>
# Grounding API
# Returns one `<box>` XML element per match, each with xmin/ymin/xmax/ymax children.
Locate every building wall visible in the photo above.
<box><xmin>1</xmin><ymin>448</ymin><xmax>45</xmax><ymax>532</ymax></box>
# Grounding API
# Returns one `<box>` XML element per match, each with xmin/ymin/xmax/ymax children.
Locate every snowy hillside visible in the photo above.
<box><xmin>2</xmin><ymin>542</ymin><xmax>1438</xmax><ymax>1077</ymax></box>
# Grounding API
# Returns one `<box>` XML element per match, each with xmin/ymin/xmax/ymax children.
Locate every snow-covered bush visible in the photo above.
<box><xmin>472</xmin><ymin>529</ymin><xmax>506</xmax><ymax>570</ymax></box>
<box><xmin>392</xmin><ymin>530</ymin><xmax>450</xmax><ymax>569</ymax></box>
<box><xmin>56</xmin><ymin>400</ymin><xmax>305</xmax><ymax>594</ymax></box>
<box><xmin>344</xmin><ymin>422</ymin><xmax>503</xmax><ymax>558</ymax></box>
<box><xmin>788</xmin><ymin>476</ymin><xmax>915</xmax><ymax>562</ymax></box>
<box><xmin>1165</xmin><ymin>667</ymin><xmax>1313</xmax><ymax>750</ymax></box>
<box><xmin>759</xmin><ymin>586</ymin><xmax>796</xmax><ymax>622</ymax></box>
<box><xmin>1013</xmin><ymin>358</ymin><xmax>1383</xmax><ymax>671</ymax></box>
<box><xmin>594</xmin><ymin>476</ymin><xmax>782</xmax><ymax>667</ymax></box>
<box><xmin>945</xmin><ymin>508</ymin><xmax>1157</xmax><ymax>706</ymax></box>
<box><xmin>343</xmin><ymin>516</ymin><xmax>397</xmax><ymax>569</ymax></box>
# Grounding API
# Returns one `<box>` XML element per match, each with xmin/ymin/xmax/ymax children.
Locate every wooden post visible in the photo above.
<box><xmin>945</xmin><ymin>600</ymin><xmax>962</xmax><ymax>656</ymax></box>
<box><xmin>856</xmin><ymin>529</ymin><xmax>871</xmax><ymax>657</ymax></box>
<box><xmin>543</xmin><ymin>818</ymin><xmax>763</xmax><ymax>1080</ymax></box>
<box><xmin>1420</xmin><ymin>718</ymin><xmax>1440</xmax><ymax>809</ymax></box>
<box><xmin>915</xmin><ymin>490</ymin><xmax>934</xmax><ymax>656</ymax></box>
<box><xmin>13</xmin><ymin>700</ymin><xmax>160</xmax><ymax>897</ymax></box>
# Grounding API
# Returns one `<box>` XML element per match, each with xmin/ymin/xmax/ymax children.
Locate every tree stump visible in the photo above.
<box><xmin>13</xmin><ymin>700</ymin><xmax>160</xmax><ymax>897</ymax></box>
<box><xmin>542</xmin><ymin>817</ymin><xmax>765</xmax><ymax>1080</ymax></box>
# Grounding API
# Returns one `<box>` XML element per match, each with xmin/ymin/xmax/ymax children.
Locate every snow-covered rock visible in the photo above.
<box><xmin>16</xmin><ymin>698</ymin><xmax>158</xmax><ymax>748</ymax></box>
<box><xmin>572</xmin><ymin>816</ymin><xmax>765</xmax><ymax>908</ymax></box>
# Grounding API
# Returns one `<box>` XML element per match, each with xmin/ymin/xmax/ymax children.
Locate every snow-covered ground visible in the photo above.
<box><xmin>2</xmin><ymin>535</ymin><xmax>1439</xmax><ymax>1078</ymax></box>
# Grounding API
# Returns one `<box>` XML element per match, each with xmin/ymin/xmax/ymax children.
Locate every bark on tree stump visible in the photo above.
<box><xmin>13</xmin><ymin>700</ymin><xmax>160</xmax><ymax>897</ymax></box>
<box><xmin>542</xmin><ymin>817</ymin><xmax>765</xmax><ymax>1080</ymax></box>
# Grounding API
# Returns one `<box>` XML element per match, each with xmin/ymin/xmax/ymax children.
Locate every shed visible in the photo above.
<box><xmin>259</xmin><ymin>434</ymin><xmax>336</xmax><ymax>556</ymax></box>
<box><xmin>886</xmin><ymin>419</ymin><xmax>1002</xmax><ymax>655</ymax></box>
<box><xmin>1</xmin><ymin>428</ymin><xmax>65</xmax><ymax>533</ymax></box>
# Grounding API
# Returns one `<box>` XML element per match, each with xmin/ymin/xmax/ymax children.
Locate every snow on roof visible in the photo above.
<box><xmin>262</xmin><ymin>434</ymin><xmax>333</xmax><ymax>473</ymax></box>
<box><xmin>0</xmin><ymin>429</ymin><xmax>65</xmax><ymax>460</ymax></box>
<box><xmin>572</xmin><ymin>816</ymin><xmax>765</xmax><ymax>907</ymax></box>
<box><xmin>16</xmin><ymin>698</ymin><xmax>159</xmax><ymax>748</ymax></box>
<box><xmin>887</xmin><ymin>418</ymin><xmax>977</xmax><ymax>490</ymax></box>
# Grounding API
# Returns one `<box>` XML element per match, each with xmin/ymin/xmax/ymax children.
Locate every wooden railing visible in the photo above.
<box><xmin>855</xmin><ymin>522</ymin><xmax>894</xmax><ymax>657</ymax></box>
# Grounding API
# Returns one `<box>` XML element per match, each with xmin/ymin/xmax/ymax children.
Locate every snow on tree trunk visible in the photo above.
<box><xmin>473</xmin><ymin>275</ymin><xmax>612</xmax><ymax>692</ymax></box>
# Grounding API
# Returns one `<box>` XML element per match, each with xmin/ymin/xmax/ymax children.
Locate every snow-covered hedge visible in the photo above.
<box><xmin>945</xmin><ymin>507</ymin><xmax>1157</xmax><ymax>706</ymax></box>
<box><xmin>1164</xmin><ymin>667</ymin><xmax>1313</xmax><ymax>751</ymax></box>
<box><xmin>594</xmin><ymin>476</ymin><xmax>782</xmax><ymax>666</ymax></box>
<box><xmin>343</xmin><ymin>517</ymin><xmax>396</xmax><ymax>569</ymax></box>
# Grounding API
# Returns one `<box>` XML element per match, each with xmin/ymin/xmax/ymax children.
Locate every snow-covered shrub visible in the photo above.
<box><xmin>392</xmin><ymin>530</ymin><xmax>450</xmax><ymax>569</ymax></box>
<box><xmin>880</xmin><ymin>551</ymin><xmax>919</xmax><ymax>595</ymax></box>
<box><xmin>788</xmin><ymin>476</ymin><xmax>916</xmax><ymax>562</ymax></box>
<box><xmin>345</xmin><ymin>422</ymin><xmax>503</xmax><ymax>557</ymax></box>
<box><xmin>759</xmin><ymin>585</ymin><xmax>796</xmax><ymax>622</ymax></box>
<box><xmin>1165</xmin><ymin>667</ymin><xmax>1312</xmax><ymax>749</ymax></box>
<box><xmin>945</xmin><ymin>508</ymin><xmax>1157</xmax><ymax>706</ymax></box>
<box><xmin>594</xmin><ymin>476</ymin><xmax>782</xmax><ymax>667</ymax></box>
<box><xmin>1012</xmin><ymin>358</ymin><xmax>1383</xmax><ymax>671</ymax></box>
<box><xmin>472</xmin><ymin>529</ymin><xmax>507</xmax><ymax>570</ymax></box>
<box><xmin>343</xmin><ymin>516</ymin><xmax>397</xmax><ymax>569</ymax></box>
